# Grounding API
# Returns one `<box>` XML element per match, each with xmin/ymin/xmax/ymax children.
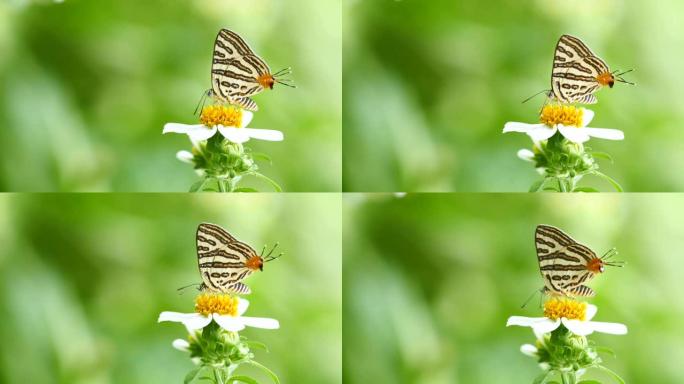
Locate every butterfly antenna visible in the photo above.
<box><xmin>276</xmin><ymin>80</ymin><xmax>297</xmax><ymax>88</ymax></box>
<box><xmin>601</xmin><ymin>247</ymin><xmax>618</xmax><ymax>260</ymax></box>
<box><xmin>264</xmin><ymin>242</ymin><xmax>279</xmax><ymax>259</ymax></box>
<box><xmin>616</xmin><ymin>77</ymin><xmax>635</xmax><ymax>85</ymax></box>
<box><xmin>605</xmin><ymin>261</ymin><xmax>626</xmax><ymax>267</ymax></box>
<box><xmin>273</xmin><ymin>67</ymin><xmax>292</xmax><ymax>77</ymax></box>
<box><xmin>265</xmin><ymin>252</ymin><xmax>283</xmax><ymax>262</ymax></box>
<box><xmin>260</xmin><ymin>244</ymin><xmax>268</xmax><ymax>257</ymax></box>
<box><xmin>614</xmin><ymin>69</ymin><xmax>635</xmax><ymax>85</ymax></box>
<box><xmin>522</xmin><ymin>89</ymin><xmax>551</xmax><ymax>104</ymax></box>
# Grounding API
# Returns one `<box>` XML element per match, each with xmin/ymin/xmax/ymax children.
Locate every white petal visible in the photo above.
<box><xmin>158</xmin><ymin>312</ymin><xmax>212</xmax><ymax>331</ymax></box>
<box><xmin>557</xmin><ymin>125</ymin><xmax>590</xmax><ymax>143</ymax></box>
<box><xmin>562</xmin><ymin>318</ymin><xmax>594</xmax><ymax>336</ymax></box>
<box><xmin>163</xmin><ymin>123</ymin><xmax>197</xmax><ymax>134</ymax></box>
<box><xmin>186</xmin><ymin>125</ymin><xmax>218</xmax><ymax>142</ymax></box>
<box><xmin>242</xmin><ymin>128</ymin><xmax>284</xmax><ymax>141</ymax></box>
<box><xmin>517</xmin><ymin>149</ymin><xmax>535</xmax><ymax>162</ymax></box>
<box><xmin>585</xmin><ymin>304</ymin><xmax>598</xmax><ymax>321</ymax></box>
<box><xmin>218</xmin><ymin>126</ymin><xmax>250</xmax><ymax>144</ymax></box>
<box><xmin>237</xmin><ymin>298</ymin><xmax>250</xmax><ymax>316</ymax></box>
<box><xmin>503</xmin><ymin>121</ymin><xmax>537</xmax><ymax>133</ymax></box>
<box><xmin>520</xmin><ymin>344</ymin><xmax>538</xmax><ymax>357</ymax></box>
<box><xmin>507</xmin><ymin>316</ymin><xmax>559</xmax><ymax>334</ymax></box>
<box><xmin>240</xmin><ymin>316</ymin><xmax>280</xmax><ymax>329</ymax></box>
<box><xmin>583</xmin><ymin>127</ymin><xmax>624</xmax><ymax>141</ymax></box>
<box><xmin>585</xmin><ymin>321</ymin><xmax>628</xmax><ymax>335</ymax></box>
<box><xmin>176</xmin><ymin>150</ymin><xmax>194</xmax><ymax>164</ymax></box>
<box><xmin>172</xmin><ymin>339</ymin><xmax>190</xmax><ymax>352</ymax></box>
<box><xmin>527</xmin><ymin>124</ymin><xmax>557</xmax><ymax>141</ymax></box>
<box><xmin>531</xmin><ymin>318</ymin><xmax>562</xmax><ymax>335</ymax></box>
<box><xmin>213</xmin><ymin>314</ymin><xmax>246</xmax><ymax>332</ymax></box>
<box><xmin>158</xmin><ymin>311</ymin><xmax>193</xmax><ymax>323</ymax></box>
<box><xmin>581</xmin><ymin>108</ymin><xmax>595</xmax><ymax>126</ymax></box>
<box><xmin>506</xmin><ymin>316</ymin><xmax>541</xmax><ymax>327</ymax></box>
<box><xmin>241</xmin><ymin>111</ymin><xmax>254</xmax><ymax>127</ymax></box>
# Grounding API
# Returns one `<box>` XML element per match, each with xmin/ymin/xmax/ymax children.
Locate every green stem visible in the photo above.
<box><xmin>560</xmin><ymin>370</ymin><xmax>576</xmax><ymax>384</ymax></box>
<box><xmin>214</xmin><ymin>368</ymin><xmax>224</xmax><ymax>384</ymax></box>
<box><xmin>218</xmin><ymin>178</ymin><xmax>227</xmax><ymax>192</ymax></box>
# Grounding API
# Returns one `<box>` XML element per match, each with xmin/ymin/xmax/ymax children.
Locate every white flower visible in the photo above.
<box><xmin>158</xmin><ymin>297</ymin><xmax>280</xmax><ymax>332</ymax></box>
<box><xmin>163</xmin><ymin>110</ymin><xmax>283</xmax><ymax>144</ymax></box>
<box><xmin>172</xmin><ymin>338</ymin><xmax>190</xmax><ymax>352</ymax></box>
<box><xmin>503</xmin><ymin>107</ymin><xmax>624</xmax><ymax>144</ymax></box>
<box><xmin>176</xmin><ymin>150</ymin><xmax>194</xmax><ymax>164</ymax></box>
<box><xmin>517</xmin><ymin>148</ymin><xmax>535</xmax><ymax>162</ymax></box>
<box><xmin>520</xmin><ymin>343</ymin><xmax>538</xmax><ymax>357</ymax></box>
<box><xmin>506</xmin><ymin>303</ymin><xmax>627</xmax><ymax>336</ymax></box>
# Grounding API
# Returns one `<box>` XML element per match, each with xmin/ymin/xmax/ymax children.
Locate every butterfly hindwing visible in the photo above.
<box><xmin>210</xmin><ymin>29</ymin><xmax>272</xmax><ymax>109</ymax></box>
<box><xmin>535</xmin><ymin>225</ymin><xmax>599</xmax><ymax>297</ymax></box>
<box><xmin>551</xmin><ymin>35</ymin><xmax>611</xmax><ymax>104</ymax></box>
<box><xmin>196</xmin><ymin>223</ymin><xmax>257</xmax><ymax>293</ymax></box>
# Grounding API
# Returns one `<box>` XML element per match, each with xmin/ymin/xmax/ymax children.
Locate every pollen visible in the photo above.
<box><xmin>539</xmin><ymin>105</ymin><xmax>584</xmax><ymax>127</ymax></box>
<box><xmin>544</xmin><ymin>297</ymin><xmax>587</xmax><ymax>321</ymax></box>
<box><xmin>194</xmin><ymin>293</ymin><xmax>239</xmax><ymax>316</ymax></box>
<box><xmin>199</xmin><ymin>105</ymin><xmax>243</xmax><ymax>128</ymax></box>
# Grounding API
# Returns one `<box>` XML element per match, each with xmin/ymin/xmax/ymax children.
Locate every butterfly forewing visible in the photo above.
<box><xmin>551</xmin><ymin>35</ymin><xmax>611</xmax><ymax>104</ymax></box>
<box><xmin>211</xmin><ymin>29</ymin><xmax>273</xmax><ymax>111</ymax></box>
<box><xmin>196</xmin><ymin>223</ymin><xmax>257</xmax><ymax>294</ymax></box>
<box><xmin>535</xmin><ymin>225</ymin><xmax>598</xmax><ymax>297</ymax></box>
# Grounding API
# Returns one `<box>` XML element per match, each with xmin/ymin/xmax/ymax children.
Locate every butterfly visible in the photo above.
<box><xmin>196</xmin><ymin>223</ymin><xmax>281</xmax><ymax>295</ymax></box>
<box><xmin>549</xmin><ymin>34</ymin><xmax>633</xmax><ymax>104</ymax></box>
<box><xmin>205</xmin><ymin>29</ymin><xmax>294</xmax><ymax>112</ymax></box>
<box><xmin>535</xmin><ymin>224</ymin><xmax>622</xmax><ymax>297</ymax></box>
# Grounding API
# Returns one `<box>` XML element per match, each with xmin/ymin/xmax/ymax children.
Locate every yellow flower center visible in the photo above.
<box><xmin>543</xmin><ymin>297</ymin><xmax>586</xmax><ymax>321</ymax></box>
<box><xmin>539</xmin><ymin>105</ymin><xmax>584</xmax><ymax>127</ymax></box>
<box><xmin>194</xmin><ymin>293</ymin><xmax>239</xmax><ymax>316</ymax></box>
<box><xmin>199</xmin><ymin>105</ymin><xmax>243</xmax><ymax>128</ymax></box>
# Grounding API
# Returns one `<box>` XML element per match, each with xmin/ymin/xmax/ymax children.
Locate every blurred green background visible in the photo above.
<box><xmin>343</xmin><ymin>0</ymin><xmax>684</xmax><ymax>192</ymax></box>
<box><xmin>0</xmin><ymin>193</ymin><xmax>341</xmax><ymax>383</ymax></box>
<box><xmin>0</xmin><ymin>0</ymin><xmax>341</xmax><ymax>191</ymax></box>
<box><xmin>344</xmin><ymin>193</ymin><xmax>683</xmax><ymax>383</ymax></box>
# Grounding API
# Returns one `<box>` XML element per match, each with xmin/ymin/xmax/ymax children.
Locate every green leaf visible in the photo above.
<box><xmin>594</xmin><ymin>346</ymin><xmax>616</xmax><ymax>357</ymax></box>
<box><xmin>533</xmin><ymin>371</ymin><xmax>554</xmax><ymax>384</ymax></box>
<box><xmin>592</xmin><ymin>171</ymin><xmax>623</xmax><ymax>192</ymax></box>
<box><xmin>184</xmin><ymin>367</ymin><xmax>203</xmax><ymax>384</ymax></box>
<box><xmin>190</xmin><ymin>178</ymin><xmax>212</xmax><ymax>192</ymax></box>
<box><xmin>572</xmin><ymin>187</ymin><xmax>599</xmax><ymax>193</ymax></box>
<box><xmin>233</xmin><ymin>187</ymin><xmax>259</xmax><ymax>192</ymax></box>
<box><xmin>590</xmin><ymin>151</ymin><xmax>614</xmax><ymax>163</ymax></box>
<box><xmin>595</xmin><ymin>365</ymin><xmax>626</xmax><ymax>384</ymax></box>
<box><xmin>245</xmin><ymin>340</ymin><xmax>269</xmax><ymax>352</ymax></box>
<box><xmin>227</xmin><ymin>375</ymin><xmax>259</xmax><ymax>384</ymax></box>
<box><xmin>251</xmin><ymin>172</ymin><xmax>282</xmax><ymax>192</ymax></box>
<box><xmin>250</xmin><ymin>152</ymin><xmax>273</xmax><ymax>164</ymax></box>
<box><xmin>529</xmin><ymin>178</ymin><xmax>545</xmax><ymax>192</ymax></box>
<box><xmin>245</xmin><ymin>360</ymin><xmax>280</xmax><ymax>384</ymax></box>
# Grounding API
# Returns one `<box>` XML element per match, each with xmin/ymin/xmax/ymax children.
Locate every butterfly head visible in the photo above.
<box><xmin>246</xmin><ymin>255</ymin><xmax>265</xmax><ymax>271</ymax></box>
<box><xmin>597</xmin><ymin>72</ymin><xmax>615</xmax><ymax>88</ymax></box>
<box><xmin>589</xmin><ymin>248</ymin><xmax>624</xmax><ymax>274</ymax></box>
<box><xmin>249</xmin><ymin>242</ymin><xmax>283</xmax><ymax>272</ymax></box>
<box><xmin>258</xmin><ymin>74</ymin><xmax>276</xmax><ymax>90</ymax></box>
<box><xmin>261</xmin><ymin>67</ymin><xmax>296</xmax><ymax>90</ymax></box>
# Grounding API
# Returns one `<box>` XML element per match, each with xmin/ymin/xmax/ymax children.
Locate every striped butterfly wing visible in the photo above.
<box><xmin>551</xmin><ymin>35</ymin><xmax>610</xmax><ymax>104</ymax></box>
<box><xmin>211</xmin><ymin>29</ymin><xmax>272</xmax><ymax>111</ymax></box>
<box><xmin>196</xmin><ymin>223</ymin><xmax>257</xmax><ymax>294</ymax></box>
<box><xmin>535</xmin><ymin>225</ymin><xmax>597</xmax><ymax>297</ymax></box>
